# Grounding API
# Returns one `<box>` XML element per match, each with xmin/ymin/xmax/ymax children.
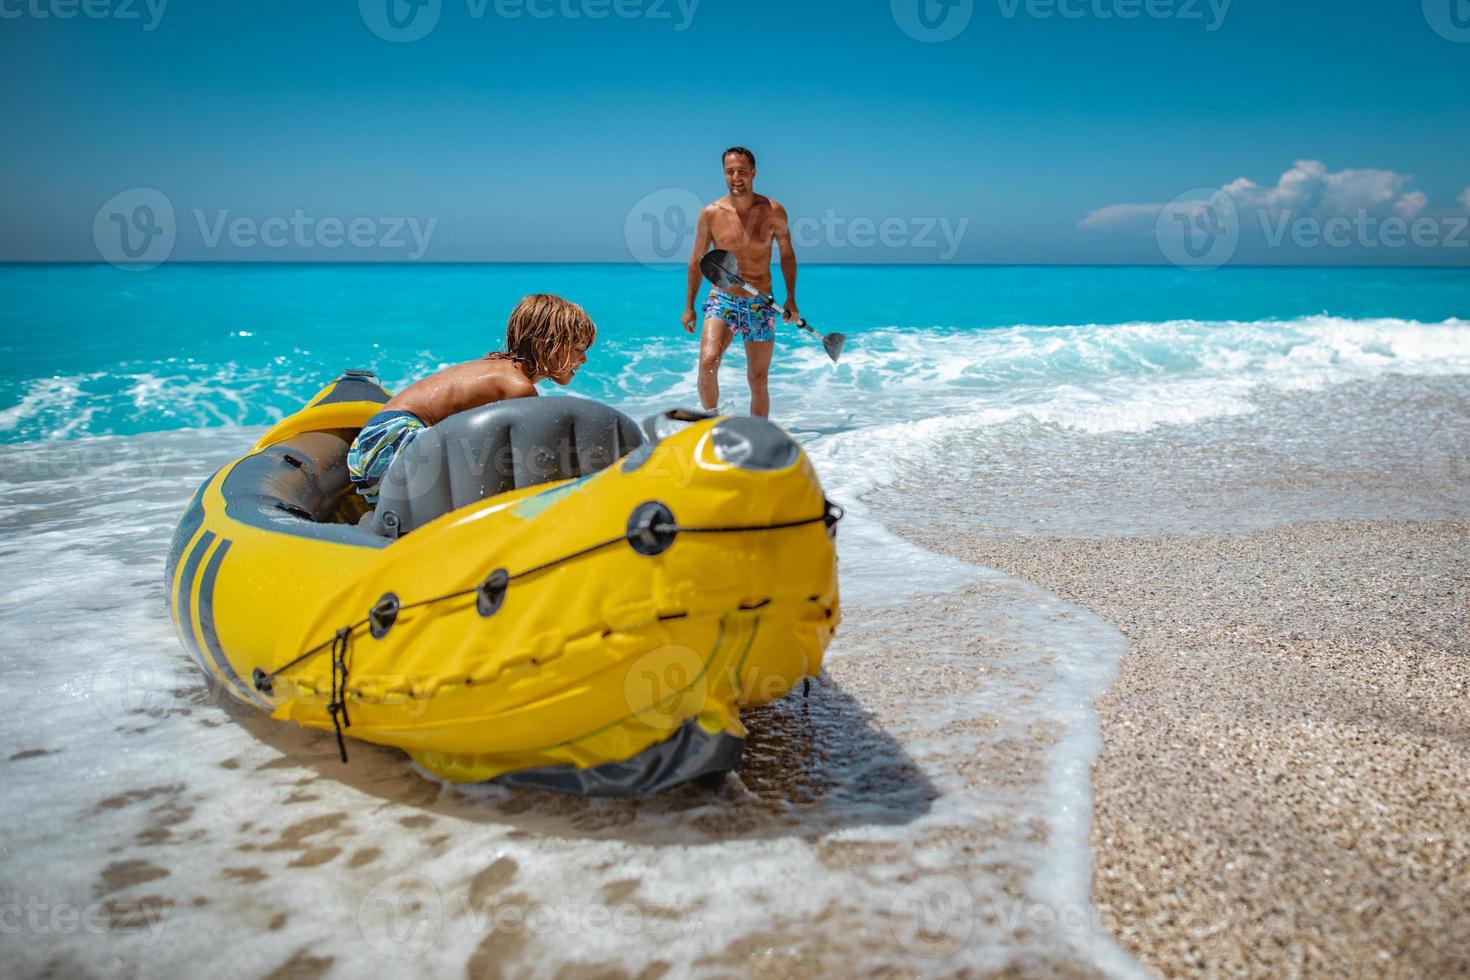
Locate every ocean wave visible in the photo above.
<box><xmin>1</xmin><ymin>316</ymin><xmax>1467</xmax><ymax>444</ymax></box>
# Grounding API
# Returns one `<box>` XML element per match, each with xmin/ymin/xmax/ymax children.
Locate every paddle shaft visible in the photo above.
<box><xmin>699</xmin><ymin>248</ymin><xmax>843</xmax><ymax>362</ymax></box>
<box><xmin>727</xmin><ymin>280</ymin><xmax>820</xmax><ymax>338</ymax></box>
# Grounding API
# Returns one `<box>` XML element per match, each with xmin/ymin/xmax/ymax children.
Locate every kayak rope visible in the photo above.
<box><xmin>327</xmin><ymin>627</ymin><xmax>352</xmax><ymax>763</ymax></box>
<box><xmin>251</xmin><ymin>501</ymin><xmax>844</xmax><ymax>756</ymax></box>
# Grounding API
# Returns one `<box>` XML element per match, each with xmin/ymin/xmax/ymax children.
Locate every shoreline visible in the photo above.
<box><xmin>898</xmin><ymin>518</ymin><xmax>1470</xmax><ymax>978</ymax></box>
<box><xmin>2</xmin><ymin>363</ymin><xmax>1467</xmax><ymax>974</ymax></box>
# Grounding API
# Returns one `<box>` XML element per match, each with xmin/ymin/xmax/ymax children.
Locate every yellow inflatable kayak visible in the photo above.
<box><xmin>165</xmin><ymin>372</ymin><xmax>841</xmax><ymax>793</ymax></box>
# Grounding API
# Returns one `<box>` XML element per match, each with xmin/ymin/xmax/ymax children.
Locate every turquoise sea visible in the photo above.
<box><xmin>2</xmin><ymin>263</ymin><xmax>1467</xmax><ymax>442</ymax></box>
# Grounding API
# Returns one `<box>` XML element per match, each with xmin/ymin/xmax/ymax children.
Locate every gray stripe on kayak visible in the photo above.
<box><xmin>315</xmin><ymin>375</ymin><xmax>390</xmax><ymax>406</ymax></box>
<box><xmin>174</xmin><ymin>530</ymin><xmax>215</xmax><ymax>675</ymax></box>
<box><xmin>164</xmin><ymin>481</ymin><xmax>208</xmax><ymax>590</ymax></box>
<box><xmin>196</xmin><ymin>538</ymin><xmax>269</xmax><ymax>708</ymax></box>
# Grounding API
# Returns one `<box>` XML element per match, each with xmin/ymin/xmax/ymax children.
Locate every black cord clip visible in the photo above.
<box><xmin>824</xmin><ymin>500</ymin><xmax>845</xmax><ymax>537</ymax></box>
<box><xmin>476</xmin><ymin>569</ymin><xmax>510</xmax><ymax>618</ymax></box>
<box><xmin>369</xmin><ymin>592</ymin><xmax>400</xmax><ymax>639</ymax></box>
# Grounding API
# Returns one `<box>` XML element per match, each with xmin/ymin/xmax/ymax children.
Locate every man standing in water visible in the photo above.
<box><xmin>682</xmin><ymin>147</ymin><xmax>798</xmax><ymax>418</ymax></box>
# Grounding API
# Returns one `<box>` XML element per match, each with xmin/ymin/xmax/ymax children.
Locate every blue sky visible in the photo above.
<box><xmin>3</xmin><ymin>0</ymin><xmax>1468</xmax><ymax>264</ymax></box>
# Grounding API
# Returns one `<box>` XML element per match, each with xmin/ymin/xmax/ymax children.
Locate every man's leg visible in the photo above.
<box><xmin>745</xmin><ymin>341</ymin><xmax>774</xmax><ymax>418</ymax></box>
<box><xmin>699</xmin><ymin>317</ymin><xmax>734</xmax><ymax>411</ymax></box>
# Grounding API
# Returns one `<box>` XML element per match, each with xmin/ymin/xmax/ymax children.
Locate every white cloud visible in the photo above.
<box><xmin>1460</xmin><ymin>187</ymin><xmax>1470</xmax><ymax>212</ymax></box>
<box><xmin>1394</xmin><ymin>192</ymin><xmax>1428</xmax><ymax>220</ymax></box>
<box><xmin>1077</xmin><ymin>203</ymin><xmax>1165</xmax><ymax>233</ymax></box>
<box><xmin>1080</xmin><ymin>160</ymin><xmax>1433</xmax><ymax>232</ymax></box>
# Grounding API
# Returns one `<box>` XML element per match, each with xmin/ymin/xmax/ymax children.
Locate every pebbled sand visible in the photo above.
<box><xmin>902</xmin><ymin>519</ymin><xmax>1470</xmax><ymax>979</ymax></box>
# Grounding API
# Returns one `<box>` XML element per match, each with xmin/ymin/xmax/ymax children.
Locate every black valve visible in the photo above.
<box><xmin>627</xmin><ymin>501</ymin><xmax>677</xmax><ymax>556</ymax></box>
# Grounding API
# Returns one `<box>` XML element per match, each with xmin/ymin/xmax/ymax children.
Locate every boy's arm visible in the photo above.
<box><xmin>771</xmin><ymin>202</ymin><xmax>798</xmax><ymax>322</ymax></box>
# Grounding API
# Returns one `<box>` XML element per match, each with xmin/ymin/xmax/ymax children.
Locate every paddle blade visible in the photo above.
<box><xmin>823</xmin><ymin>332</ymin><xmax>846</xmax><ymax>362</ymax></box>
<box><xmin>699</xmin><ymin>249</ymin><xmax>744</xmax><ymax>291</ymax></box>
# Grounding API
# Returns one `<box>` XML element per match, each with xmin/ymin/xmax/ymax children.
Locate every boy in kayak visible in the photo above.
<box><xmin>347</xmin><ymin>293</ymin><xmax>595</xmax><ymax>504</ymax></box>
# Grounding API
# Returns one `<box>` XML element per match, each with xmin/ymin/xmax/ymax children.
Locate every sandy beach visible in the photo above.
<box><xmin>886</xmin><ymin>378</ymin><xmax>1470</xmax><ymax>978</ymax></box>
<box><xmin>904</xmin><ymin>520</ymin><xmax>1470</xmax><ymax>978</ymax></box>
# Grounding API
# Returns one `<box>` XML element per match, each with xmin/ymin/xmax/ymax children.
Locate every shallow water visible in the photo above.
<box><xmin>0</xmin><ymin>422</ymin><xmax>1142</xmax><ymax>976</ymax></box>
<box><xmin>3</xmin><ymin>264</ymin><xmax>1468</xmax><ymax>975</ymax></box>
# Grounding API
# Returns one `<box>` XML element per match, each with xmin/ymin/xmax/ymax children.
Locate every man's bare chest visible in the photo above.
<box><xmin>710</xmin><ymin>209</ymin><xmax>773</xmax><ymax>249</ymax></box>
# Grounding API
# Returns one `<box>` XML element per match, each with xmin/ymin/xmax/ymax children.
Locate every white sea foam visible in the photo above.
<box><xmin>5</xmin><ymin>315</ymin><xmax>1467</xmax><ymax>444</ymax></box>
<box><xmin>0</xmin><ymin>422</ymin><xmax>1145</xmax><ymax>975</ymax></box>
<box><xmin>2</xmin><ymin>315</ymin><xmax>1467</xmax><ymax>975</ymax></box>
<box><xmin>608</xmin><ymin>315</ymin><xmax>1470</xmax><ymax>451</ymax></box>
<box><xmin>0</xmin><ymin>374</ymin><xmax>94</xmax><ymax>440</ymax></box>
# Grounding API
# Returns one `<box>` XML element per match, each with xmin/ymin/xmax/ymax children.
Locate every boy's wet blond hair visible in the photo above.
<box><xmin>487</xmin><ymin>294</ymin><xmax>595</xmax><ymax>380</ymax></box>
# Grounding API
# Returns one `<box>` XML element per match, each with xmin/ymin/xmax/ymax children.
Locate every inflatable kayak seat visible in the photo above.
<box><xmin>370</xmin><ymin>398</ymin><xmax>645</xmax><ymax>538</ymax></box>
<box><xmin>220</xmin><ymin>429</ymin><xmax>387</xmax><ymax>547</ymax></box>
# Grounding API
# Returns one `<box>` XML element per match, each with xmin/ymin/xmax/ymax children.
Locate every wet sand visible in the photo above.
<box><xmin>5</xmin><ymin>376</ymin><xmax>1466</xmax><ymax>977</ymax></box>
<box><xmin>0</xmin><ymin>423</ymin><xmax>1139</xmax><ymax>979</ymax></box>
<box><xmin>900</xmin><ymin>520</ymin><xmax>1470</xmax><ymax>978</ymax></box>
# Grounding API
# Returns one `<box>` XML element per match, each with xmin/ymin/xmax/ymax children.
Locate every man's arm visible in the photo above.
<box><xmin>683</xmin><ymin>207</ymin><xmax>713</xmax><ymax>334</ymax></box>
<box><xmin>771</xmin><ymin>202</ymin><xmax>799</xmax><ymax>322</ymax></box>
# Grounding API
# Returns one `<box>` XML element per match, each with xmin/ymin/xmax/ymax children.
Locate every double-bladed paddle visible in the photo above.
<box><xmin>699</xmin><ymin>249</ymin><xmax>846</xmax><ymax>362</ymax></box>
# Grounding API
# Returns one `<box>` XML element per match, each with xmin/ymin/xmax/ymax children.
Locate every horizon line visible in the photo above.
<box><xmin>3</xmin><ymin>261</ymin><xmax>1470</xmax><ymax>271</ymax></box>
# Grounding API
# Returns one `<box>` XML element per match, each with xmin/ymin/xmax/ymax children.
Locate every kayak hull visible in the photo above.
<box><xmin>165</xmin><ymin>373</ymin><xmax>840</xmax><ymax>791</ymax></box>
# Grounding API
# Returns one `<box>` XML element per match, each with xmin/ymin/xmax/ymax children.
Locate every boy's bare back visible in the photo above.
<box><xmin>383</xmin><ymin>358</ymin><xmax>537</xmax><ymax>426</ymax></box>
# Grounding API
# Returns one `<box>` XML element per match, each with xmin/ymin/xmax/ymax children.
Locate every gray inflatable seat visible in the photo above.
<box><xmin>370</xmin><ymin>397</ymin><xmax>644</xmax><ymax>537</ymax></box>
